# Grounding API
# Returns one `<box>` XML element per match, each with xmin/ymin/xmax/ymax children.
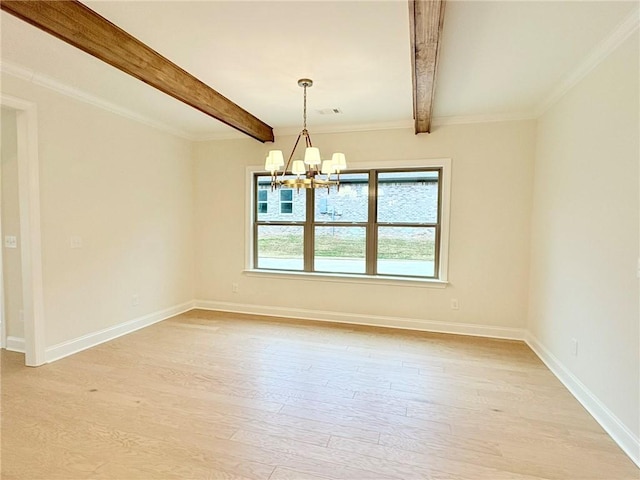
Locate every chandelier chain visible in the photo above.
<box><xmin>303</xmin><ymin>83</ymin><xmax>307</xmax><ymax>131</ymax></box>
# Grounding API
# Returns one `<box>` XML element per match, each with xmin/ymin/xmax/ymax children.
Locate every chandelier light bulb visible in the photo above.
<box><xmin>321</xmin><ymin>160</ymin><xmax>335</xmax><ymax>175</ymax></box>
<box><xmin>270</xmin><ymin>150</ymin><xmax>284</xmax><ymax>168</ymax></box>
<box><xmin>331</xmin><ymin>152</ymin><xmax>347</xmax><ymax>172</ymax></box>
<box><xmin>304</xmin><ymin>147</ymin><xmax>321</xmax><ymax>166</ymax></box>
<box><xmin>292</xmin><ymin>160</ymin><xmax>306</xmax><ymax>177</ymax></box>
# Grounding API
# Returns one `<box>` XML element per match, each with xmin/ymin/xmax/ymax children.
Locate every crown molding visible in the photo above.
<box><xmin>192</xmin><ymin>130</ymin><xmax>249</xmax><ymax>142</ymax></box>
<box><xmin>535</xmin><ymin>7</ymin><xmax>639</xmax><ymax>117</ymax></box>
<box><xmin>192</xmin><ymin>113</ymin><xmax>541</xmax><ymax>143</ymax></box>
<box><xmin>432</xmin><ymin>111</ymin><xmax>536</xmax><ymax>126</ymax></box>
<box><xmin>274</xmin><ymin>120</ymin><xmax>415</xmax><ymax>137</ymax></box>
<box><xmin>0</xmin><ymin>61</ymin><xmax>198</xmax><ymax>141</ymax></box>
<box><xmin>191</xmin><ymin>120</ymin><xmax>415</xmax><ymax>142</ymax></box>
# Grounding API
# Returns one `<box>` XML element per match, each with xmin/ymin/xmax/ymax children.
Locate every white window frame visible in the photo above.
<box><xmin>245</xmin><ymin>158</ymin><xmax>451</xmax><ymax>287</ymax></box>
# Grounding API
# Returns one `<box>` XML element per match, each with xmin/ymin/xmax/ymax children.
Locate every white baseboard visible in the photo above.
<box><xmin>6</xmin><ymin>336</ymin><xmax>25</xmax><ymax>353</ymax></box>
<box><xmin>45</xmin><ymin>301</ymin><xmax>195</xmax><ymax>363</ymax></box>
<box><xmin>526</xmin><ymin>333</ymin><xmax>640</xmax><ymax>468</ymax></box>
<box><xmin>193</xmin><ymin>300</ymin><xmax>526</xmax><ymax>341</ymax></box>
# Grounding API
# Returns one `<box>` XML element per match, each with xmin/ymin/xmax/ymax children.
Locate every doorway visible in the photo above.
<box><xmin>1</xmin><ymin>106</ymin><xmax>22</xmax><ymax>354</ymax></box>
<box><xmin>0</xmin><ymin>95</ymin><xmax>45</xmax><ymax>366</ymax></box>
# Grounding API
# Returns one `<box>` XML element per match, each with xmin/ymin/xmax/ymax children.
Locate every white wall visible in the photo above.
<box><xmin>194</xmin><ymin>120</ymin><xmax>536</xmax><ymax>331</ymax></box>
<box><xmin>1</xmin><ymin>74</ymin><xmax>195</xmax><ymax>348</ymax></box>
<box><xmin>528</xmin><ymin>30</ymin><xmax>639</xmax><ymax>452</ymax></box>
<box><xmin>1</xmin><ymin>106</ymin><xmax>23</xmax><ymax>339</ymax></box>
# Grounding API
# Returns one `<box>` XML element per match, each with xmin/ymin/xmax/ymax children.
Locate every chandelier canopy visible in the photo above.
<box><xmin>265</xmin><ymin>79</ymin><xmax>347</xmax><ymax>190</ymax></box>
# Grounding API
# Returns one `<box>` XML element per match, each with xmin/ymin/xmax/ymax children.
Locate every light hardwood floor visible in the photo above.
<box><xmin>1</xmin><ymin>310</ymin><xmax>638</xmax><ymax>479</ymax></box>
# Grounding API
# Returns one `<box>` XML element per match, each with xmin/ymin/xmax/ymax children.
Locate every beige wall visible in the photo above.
<box><xmin>194</xmin><ymin>120</ymin><xmax>536</xmax><ymax>329</ymax></box>
<box><xmin>528</xmin><ymin>31</ymin><xmax>639</xmax><ymax>440</ymax></box>
<box><xmin>1</xmin><ymin>106</ymin><xmax>24</xmax><ymax>339</ymax></box>
<box><xmin>1</xmin><ymin>74</ymin><xmax>195</xmax><ymax>347</ymax></box>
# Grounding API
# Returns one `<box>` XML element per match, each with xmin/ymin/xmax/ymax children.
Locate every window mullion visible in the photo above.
<box><xmin>304</xmin><ymin>187</ymin><xmax>314</xmax><ymax>272</ymax></box>
<box><xmin>366</xmin><ymin>170</ymin><xmax>377</xmax><ymax>275</ymax></box>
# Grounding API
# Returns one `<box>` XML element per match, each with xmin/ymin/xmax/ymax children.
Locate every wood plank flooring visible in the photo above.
<box><xmin>1</xmin><ymin>310</ymin><xmax>638</xmax><ymax>479</ymax></box>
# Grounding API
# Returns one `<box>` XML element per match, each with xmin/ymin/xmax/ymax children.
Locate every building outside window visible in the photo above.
<box><xmin>251</xmin><ymin>163</ymin><xmax>450</xmax><ymax>281</ymax></box>
<box><xmin>279</xmin><ymin>189</ymin><xmax>294</xmax><ymax>214</ymax></box>
<box><xmin>257</xmin><ymin>189</ymin><xmax>268</xmax><ymax>214</ymax></box>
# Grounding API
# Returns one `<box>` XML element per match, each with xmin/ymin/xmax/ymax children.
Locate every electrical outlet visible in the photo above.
<box><xmin>571</xmin><ymin>338</ymin><xmax>578</xmax><ymax>356</ymax></box>
<box><xmin>450</xmin><ymin>299</ymin><xmax>459</xmax><ymax>310</ymax></box>
<box><xmin>4</xmin><ymin>236</ymin><xmax>17</xmax><ymax>248</ymax></box>
<box><xmin>132</xmin><ymin>294</ymin><xmax>140</xmax><ymax>307</ymax></box>
<box><xmin>232</xmin><ymin>283</ymin><xmax>239</xmax><ymax>293</ymax></box>
<box><xmin>70</xmin><ymin>236</ymin><xmax>83</xmax><ymax>249</ymax></box>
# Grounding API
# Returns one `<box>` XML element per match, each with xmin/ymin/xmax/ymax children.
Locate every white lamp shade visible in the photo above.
<box><xmin>292</xmin><ymin>160</ymin><xmax>306</xmax><ymax>175</ymax></box>
<box><xmin>269</xmin><ymin>150</ymin><xmax>285</xmax><ymax>167</ymax></box>
<box><xmin>321</xmin><ymin>160</ymin><xmax>335</xmax><ymax>175</ymax></box>
<box><xmin>304</xmin><ymin>147</ymin><xmax>322</xmax><ymax>166</ymax></box>
<box><xmin>264</xmin><ymin>155</ymin><xmax>273</xmax><ymax>171</ymax></box>
<box><xmin>331</xmin><ymin>152</ymin><xmax>347</xmax><ymax>170</ymax></box>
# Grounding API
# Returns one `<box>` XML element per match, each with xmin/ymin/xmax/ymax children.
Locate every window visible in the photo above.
<box><xmin>251</xmin><ymin>162</ymin><xmax>450</xmax><ymax>281</ymax></box>
<box><xmin>279</xmin><ymin>189</ymin><xmax>293</xmax><ymax>214</ymax></box>
<box><xmin>257</xmin><ymin>189</ymin><xmax>268</xmax><ymax>214</ymax></box>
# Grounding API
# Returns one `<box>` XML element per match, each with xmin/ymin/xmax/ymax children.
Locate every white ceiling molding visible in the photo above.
<box><xmin>192</xmin><ymin>131</ymin><xmax>246</xmax><ymax>142</ymax></box>
<box><xmin>0</xmin><ymin>60</ymin><xmax>197</xmax><ymax>141</ymax></box>
<box><xmin>193</xmin><ymin>120</ymin><xmax>416</xmax><ymax>142</ymax></box>
<box><xmin>432</xmin><ymin>111</ymin><xmax>536</xmax><ymax>127</ymax></box>
<box><xmin>535</xmin><ymin>7</ymin><xmax>639</xmax><ymax>117</ymax></box>
<box><xmin>274</xmin><ymin>120</ymin><xmax>416</xmax><ymax>138</ymax></box>
<box><xmin>194</xmin><ymin>113</ymin><xmax>542</xmax><ymax>142</ymax></box>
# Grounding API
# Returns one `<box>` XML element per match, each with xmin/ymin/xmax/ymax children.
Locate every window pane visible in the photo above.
<box><xmin>258</xmin><ymin>203</ymin><xmax>267</xmax><ymax>214</ymax></box>
<box><xmin>377</xmin><ymin>171</ymin><xmax>439</xmax><ymax>224</ymax></box>
<box><xmin>280</xmin><ymin>189</ymin><xmax>293</xmax><ymax>202</ymax></box>
<box><xmin>315</xmin><ymin>173</ymin><xmax>368</xmax><ymax>222</ymax></box>
<box><xmin>315</xmin><ymin>227</ymin><xmax>366</xmax><ymax>273</ymax></box>
<box><xmin>377</xmin><ymin>226</ymin><xmax>436</xmax><ymax>277</ymax></box>
<box><xmin>256</xmin><ymin>176</ymin><xmax>306</xmax><ymax>221</ymax></box>
<box><xmin>257</xmin><ymin>225</ymin><xmax>303</xmax><ymax>270</ymax></box>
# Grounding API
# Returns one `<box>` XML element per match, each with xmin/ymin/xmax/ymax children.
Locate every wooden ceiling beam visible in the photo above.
<box><xmin>409</xmin><ymin>0</ymin><xmax>445</xmax><ymax>134</ymax></box>
<box><xmin>1</xmin><ymin>0</ymin><xmax>274</xmax><ymax>142</ymax></box>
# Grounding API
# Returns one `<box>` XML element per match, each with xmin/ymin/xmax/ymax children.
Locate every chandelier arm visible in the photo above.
<box><xmin>280</xmin><ymin>131</ymin><xmax>304</xmax><ymax>178</ymax></box>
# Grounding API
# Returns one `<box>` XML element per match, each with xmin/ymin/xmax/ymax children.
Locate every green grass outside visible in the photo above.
<box><xmin>258</xmin><ymin>235</ymin><xmax>434</xmax><ymax>260</ymax></box>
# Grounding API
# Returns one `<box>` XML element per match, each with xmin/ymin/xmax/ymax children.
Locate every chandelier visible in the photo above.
<box><xmin>265</xmin><ymin>79</ymin><xmax>347</xmax><ymax>190</ymax></box>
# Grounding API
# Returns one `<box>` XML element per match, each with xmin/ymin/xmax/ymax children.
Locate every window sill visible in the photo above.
<box><xmin>243</xmin><ymin>269</ymin><xmax>448</xmax><ymax>288</ymax></box>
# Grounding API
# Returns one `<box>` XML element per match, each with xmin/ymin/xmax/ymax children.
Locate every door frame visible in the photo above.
<box><xmin>1</xmin><ymin>95</ymin><xmax>45</xmax><ymax>366</ymax></box>
<box><xmin>0</xmin><ymin>149</ymin><xmax>4</xmax><ymax>350</ymax></box>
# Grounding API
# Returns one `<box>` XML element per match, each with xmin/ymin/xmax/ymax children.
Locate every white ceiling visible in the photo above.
<box><xmin>1</xmin><ymin>1</ymin><xmax>637</xmax><ymax>141</ymax></box>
